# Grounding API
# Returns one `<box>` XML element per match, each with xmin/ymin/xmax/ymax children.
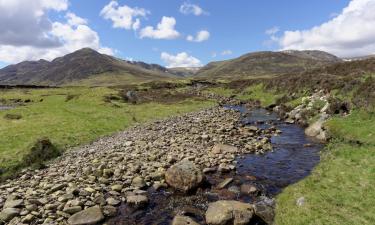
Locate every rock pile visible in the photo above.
<box><xmin>0</xmin><ymin>107</ymin><xmax>278</xmax><ymax>224</ymax></box>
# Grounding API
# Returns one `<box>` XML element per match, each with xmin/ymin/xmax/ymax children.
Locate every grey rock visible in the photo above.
<box><xmin>67</xmin><ymin>206</ymin><xmax>104</xmax><ymax>225</ymax></box>
<box><xmin>165</xmin><ymin>160</ymin><xmax>203</xmax><ymax>192</ymax></box>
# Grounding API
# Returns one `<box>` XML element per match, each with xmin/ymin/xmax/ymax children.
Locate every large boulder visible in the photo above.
<box><xmin>253</xmin><ymin>197</ymin><xmax>275</xmax><ymax>225</ymax></box>
<box><xmin>67</xmin><ymin>206</ymin><xmax>104</xmax><ymax>225</ymax></box>
<box><xmin>305</xmin><ymin>113</ymin><xmax>329</xmax><ymax>141</ymax></box>
<box><xmin>205</xmin><ymin>200</ymin><xmax>254</xmax><ymax>225</ymax></box>
<box><xmin>165</xmin><ymin>160</ymin><xmax>203</xmax><ymax>192</ymax></box>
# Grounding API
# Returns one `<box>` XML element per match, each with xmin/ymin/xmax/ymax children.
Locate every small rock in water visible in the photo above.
<box><xmin>172</xmin><ymin>215</ymin><xmax>200</xmax><ymax>225</ymax></box>
<box><xmin>205</xmin><ymin>200</ymin><xmax>254</xmax><ymax>225</ymax></box>
<box><xmin>126</xmin><ymin>195</ymin><xmax>149</xmax><ymax>208</ymax></box>
<box><xmin>217</xmin><ymin>178</ymin><xmax>233</xmax><ymax>189</ymax></box>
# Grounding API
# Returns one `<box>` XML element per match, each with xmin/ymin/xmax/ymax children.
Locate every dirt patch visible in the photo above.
<box><xmin>4</xmin><ymin>113</ymin><xmax>22</xmax><ymax>120</ymax></box>
<box><xmin>118</xmin><ymin>89</ymin><xmax>203</xmax><ymax>104</ymax></box>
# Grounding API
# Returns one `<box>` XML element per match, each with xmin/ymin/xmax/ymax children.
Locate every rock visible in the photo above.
<box><xmin>132</xmin><ymin>176</ymin><xmax>146</xmax><ymax>189</ymax></box>
<box><xmin>305</xmin><ymin>113</ymin><xmax>329</xmax><ymax>139</ymax></box>
<box><xmin>103</xmin><ymin>205</ymin><xmax>117</xmax><ymax>217</ymax></box>
<box><xmin>106</xmin><ymin>197</ymin><xmax>121</xmax><ymax>206</ymax></box>
<box><xmin>217</xmin><ymin>178</ymin><xmax>233</xmax><ymax>189</ymax></box>
<box><xmin>203</xmin><ymin>167</ymin><xmax>216</xmax><ymax>173</ymax></box>
<box><xmin>172</xmin><ymin>215</ymin><xmax>200</xmax><ymax>225</ymax></box>
<box><xmin>4</xmin><ymin>199</ymin><xmax>23</xmax><ymax>208</ymax></box>
<box><xmin>0</xmin><ymin>208</ymin><xmax>20</xmax><ymax>222</ymax></box>
<box><xmin>205</xmin><ymin>200</ymin><xmax>254</xmax><ymax>225</ymax></box>
<box><xmin>64</xmin><ymin>206</ymin><xmax>82</xmax><ymax>214</ymax></box>
<box><xmin>254</xmin><ymin>197</ymin><xmax>275</xmax><ymax>225</ymax></box>
<box><xmin>296</xmin><ymin>197</ymin><xmax>305</xmax><ymax>206</ymax></box>
<box><xmin>240</xmin><ymin>184</ymin><xmax>258</xmax><ymax>195</ymax></box>
<box><xmin>21</xmin><ymin>214</ymin><xmax>34</xmax><ymax>223</ymax></box>
<box><xmin>165</xmin><ymin>160</ymin><xmax>203</xmax><ymax>192</ymax></box>
<box><xmin>126</xmin><ymin>195</ymin><xmax>148</xmax><ymax>208</ymax></box>
<box><xmin>111</xmin><ymin>184</ymin><xmax>123</xmax><ymax>192</ymax></box>
<box><xmin>67</xmin><ymin>206</ymin><xmax>104</xmax><ymax>225</ymax></box>
<box><xmin>211</xmin><ymin>144</ymin><xmax>238</xmax><ymax>154</ymax></box>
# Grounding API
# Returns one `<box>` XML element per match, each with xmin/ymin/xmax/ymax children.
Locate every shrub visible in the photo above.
<box><xmin>22</xmin><ymin>138</ymin><xmax>61</xmax><ymax>168</ymax></box>
<box><xmin>4</xmin><ymin>113</ymin><xmax>22</xmax><ymax>120</ymax></box>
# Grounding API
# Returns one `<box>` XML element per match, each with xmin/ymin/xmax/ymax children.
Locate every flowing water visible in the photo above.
<box><xmin>0</xmin><ymin>106</ymin><xmax>13</xmax><ymax>111</ymax></box>
<box><xmin>106</xmin><ymin>107</ymin><xmax>322</xmax><ymax>225</ymax></box>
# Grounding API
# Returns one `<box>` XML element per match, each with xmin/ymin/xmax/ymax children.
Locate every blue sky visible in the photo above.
<box><xmin>3</xmin><ymin>0</ymin><xmax>375</xmax><ymax>68</ymax></box>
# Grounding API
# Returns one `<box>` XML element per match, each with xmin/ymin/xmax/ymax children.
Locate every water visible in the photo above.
<box><xmin>0</xmin><ymin>106</ymin><xmax>13</xmax><ymax>111</ymax></box>
<box><xmin>106</xmin><ymin>107</ymin><xmax>322</xmax><ymax>225</ymax></box>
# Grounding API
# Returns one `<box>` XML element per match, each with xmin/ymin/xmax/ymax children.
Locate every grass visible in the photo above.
<box><xmin>203</xmin><ymin>87</ymin><xmax>236</xmax><ymax>97</ymax></box>
<box><xmin>275</xmin><ymin>109</ymin><xmax>375</xmax><ymax>225</ymax></box>
<box><xmin>237</xmin><ymin>83</ymin><xmax>284</xmax><ymax>107</ymax></box>
<box><xmin>0</xmin><ymin>87</ymin><xmax>214</xmax><ymax>176</ymax></box>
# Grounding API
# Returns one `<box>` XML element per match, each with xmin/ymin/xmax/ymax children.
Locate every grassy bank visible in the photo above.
<box><xmin>275</xmin><ymin>110</ymin><xmax>375</xmax><ymax>224</ymax></box>
<box><xmin>0</xmin><ymin>87</ymin><xmax>214</xmax><ymax>177</ymax></box>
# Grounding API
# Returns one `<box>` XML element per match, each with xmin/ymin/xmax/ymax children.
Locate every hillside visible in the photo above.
<box><xmin>196</xmin><ymin>50</ymin><xmax>342</xmax><ymax>78</ymax></box>
<box><xmin>0</xmin><ymin>48</ymin><xmax>175</xmax><ymax>86</ymax></box>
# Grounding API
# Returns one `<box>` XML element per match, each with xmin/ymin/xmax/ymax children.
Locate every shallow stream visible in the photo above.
<box><xmin>106</xmin><ymin>106</ymin><xmax>322</xmax><ymax>225</ymax></box>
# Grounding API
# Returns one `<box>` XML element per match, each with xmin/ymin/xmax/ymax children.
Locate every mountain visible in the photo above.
<box><xmin>168</xmin><ymin>67</ymin><xmax>201</xmax><ymax>77</ymax></box>
<box><xmin>0</xmin><ymin>48</ymin><xmax>175</xmax><ymax>86</ymax></box>
<box><xmin>196</xmin><ymin>50</ymin><xmax>342</xmax><ymax>78</ymax></box>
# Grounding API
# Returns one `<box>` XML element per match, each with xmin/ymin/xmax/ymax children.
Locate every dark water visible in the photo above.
<box><xmin>106</xmin><ymin>107</ymin><xmax>322</xmax><ymax>225</ymax></box>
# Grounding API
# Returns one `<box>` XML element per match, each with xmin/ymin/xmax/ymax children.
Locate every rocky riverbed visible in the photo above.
<box><xmin>0</xmin><ymin>105</ymin><xmax>321</xmax><ymax>225</ymax></box>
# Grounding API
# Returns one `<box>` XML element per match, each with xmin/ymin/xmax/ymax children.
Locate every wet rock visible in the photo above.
<box><xmin>172</xmin><ymin>215</ymin><xmax>200</xmax><ymax>225</ymax></box>
<box><xmin>217</xmin><ymin>178</ymin><xmax>233</xmax><ymax>189</ymax></box>
<box><xmin>103</xmin><ymin>205</ymin><xmax>117</xmax><ymax>217</ymax></box>
<box><xmin>165</xmin><ymin>160</ymin><xmax>203</xmax><ymax>192</ymax></box>
<box><xmin>254</xmin><ymin>197</ymin><xmax>275</xmax><ymax>225</ymax></box>
<box><xmin>67</xmin><ymin>206</ymin><xmax>104</xmax><ymax>225</ymax></box>
<box><xmin>106</xmin><ymin>197</ymin><xmax>121</xmax><ymax>206</ymax></box>
<box><xmin>240</xmin><ymin>184</ymin><xmax>258</xmax><ymax>195</ymax></box>
<box><xmin>126</xmin><ymin>195</ymin><xmax>148</xmax><ymax>208</ymax></box>
<box><xmin>205</xmin><ymin>200</ymin><xmax>254</xmax><ymax>225</ymax></box>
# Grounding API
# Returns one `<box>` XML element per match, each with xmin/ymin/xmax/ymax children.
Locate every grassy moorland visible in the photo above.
<box><xmin>0</xmin><ymin>87</ymin><xmax>214</xmax><ymax>178</ymax></box>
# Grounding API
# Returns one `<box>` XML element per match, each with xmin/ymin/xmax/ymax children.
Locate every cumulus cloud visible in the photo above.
<box><xmin>140</xmin><ymin>17</ymin><xmax>180</xmax><ymax>40</ymax></box>
<box><xmin>180</xmin><ymin>2</ymin><xmax>208</xmax><ymax>16</ymax></box>
<box><xmin>265</xmin><ymin>26</ymin><xmax>280</xmax><ymax>35</ymax></box>
<box><xmin>161</xmin><ymin>52</ymin><xmax>202</xmax><ymax>68</ymax></box>
<box><xmin>187</xmin><ymin>30</ymin><xmax>210</xmax><ymax>42</ymax></box>
<box><xmin>100</xmin><ymin>1</ymin><xmax>149</xmax><ymax>31</ymax></box>
<box><xmin>278</xmin><ymin>0</ymin><xmax>375</xmax><ymax>57</ymax></box>
<box><xmin>0</xmin><ymin>1</ymin><xmax>112</xmax><ymax>64</ymax></box>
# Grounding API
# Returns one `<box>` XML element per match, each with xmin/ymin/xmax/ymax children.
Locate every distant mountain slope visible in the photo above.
<box><xmin>0</xmin><ymin>48</ymin><xmax>175</xmax><ymax>86</ymax></box>
<box><xmin>196</xmin><ymin>50</ymin><xmax>342</xmax><ymax>78</ymax></box>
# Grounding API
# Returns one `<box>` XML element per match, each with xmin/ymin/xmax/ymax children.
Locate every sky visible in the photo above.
<box><xmin>1</xmin><ymin>0</ymin><xmax>375</xmax><ymax>69</ymax></box>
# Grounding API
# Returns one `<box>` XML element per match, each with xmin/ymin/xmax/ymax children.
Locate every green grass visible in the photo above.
<box><xmin>0</xmin><ymin>87</ymin><xmax>214</xmax><ymax>175</ymax></box>
<box><xmin>237</xmin><ymin>84</ymin><xmax>284</xmax><ymax>107</ymax></box>
<box><xmin>275</xmin><ymin>109</ymin><xmax>375</xmax><ymax>225</ymax></box>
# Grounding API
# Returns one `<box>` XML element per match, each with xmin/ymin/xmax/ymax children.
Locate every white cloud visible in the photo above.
<box><xmin>180</xmin><ymin>2</ymin><xmax>208</xmax><ymax>16</ymax></box>
<box><xmin>140</xmin><ymin>17</ymin><xmax>180</xmax><ymax>40</ymax></box>
<box><xmin>161</xmin><ymin>52</ymin><xmax>202</xmax><ymax>68</ymax></box>
<box><xmin>100</xmin><ymin>1</ymin><xmax>149</xmax><ymax>31</ymax></box>
<box><xmin>0</xmin><ymin>0</ymin><xmax>112</xmax><ymax>64</ymax></box>
<box><xmin>187</xmin><ymin>30</ymin><xmax>210</xmax><ymax>42</ymax></box>
<box><xmin>221</xmin><ymin>50</ymin><xmax>232</xmax><ymax>55</ymax></box>
<box><xmin>211</xmin><ymin>52</ymin><xmax>217</xmax><ymax>58</ymax></box>
<box><xmin>265</xmin><ymin>26</ymin><xmax>280</xmax><ymax>35</ymax></box>
<box><xmin>278</xmin><ymin>0</ymin><xmax>375</xmax><ymax>57</ymax></box>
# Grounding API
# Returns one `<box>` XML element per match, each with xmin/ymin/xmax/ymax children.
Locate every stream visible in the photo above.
<box><xmin>106</xmin><ymin>106</ymin><xmax>322</xmax><ymax>225</ymax></box>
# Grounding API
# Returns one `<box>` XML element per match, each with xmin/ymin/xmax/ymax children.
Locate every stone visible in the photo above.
<box><xmin>106</xmin><ymin>197</ymin><xmax>120</xmax><ymax>206</ymax></box>
<box><xmin>172</xmin><ymin>215</ymin><xmax>200</xmax><ymax>225</ymax></box>
<box><xmin>103</xmin><ymin>205</ymin><xmax>117</xmax><ymax>217</ymax></box>
<box><xmin>4</xmin><ymin>199</ymin><xmax>23</xmax><ymax>208</ymax></box>
<box><xmin>254</xmin><ymin>197</ymin><xmax>275</xmax><ymax>225</ymax></box>
<box><xmin>211</xmin><ymin>144</ymin><xmax>238</xmax><ymax>154</ymax></box>
<box><xmin>205</xmin><ymin>200</ymin><xmax>254</xmax><ymax>225</ymax></box>
<box><xmin>132</xmin><ymin>176</ymin><xmax>146</xmax><ymax>189</ymax></box>
<box><xmin>296</xmin><ymin>197</ymin><xmax>305</xmax><ymax>206</ymax></box>
<box><xmin>21</xmin><ymin>214</ymin><xmax>34</xmax><ymax>223</ymax></box>
<box><xmin>67</xmin><ymin>206</ymin><xmax>104</xmax><ymax>225</ymax></box>
<box><xmin>0</xmin><ymin>208</ymin><xmax>20</xmax><ymax>222</ymax></box>
<box><xmin>64</xmin><ymin>206</ymin><xmax>82</xmax><ymax>214</ymax></box>
<box><xmin>126</xmin><ymin>195</ymin><xmax>148</xmax><ymax>208</ymax></box>
<box><xmin>165</xmin><ymin>160</ymin><xmax>203</xmax><ymax>192</ymax></box>
<box><xmin>111</xmin><ymin>184</ymin><xmax>123</xmax><ymax>192</ymax></box>
<box><xmin>217</xmin><ymin>178</ymin><xmax>233</xmax><ymax>189</ymax></box>
<box><xmin>240</xmin><ymin>184</ymin><xmax>258</xmax><ymax>195</ymax></box>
